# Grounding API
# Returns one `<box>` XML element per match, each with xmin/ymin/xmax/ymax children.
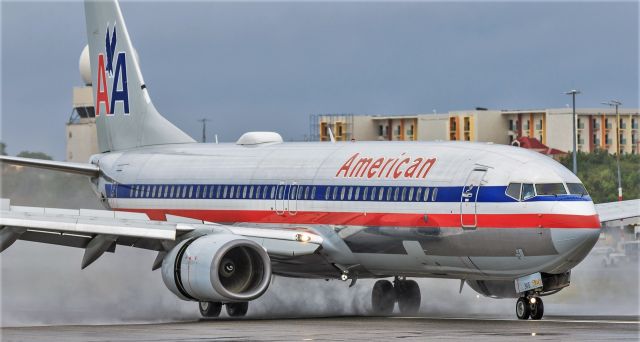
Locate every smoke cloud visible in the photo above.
<box><xmin>1</xmin><ymin>169</ymin><xmax>638</xmax><ymax>327</ymax></box>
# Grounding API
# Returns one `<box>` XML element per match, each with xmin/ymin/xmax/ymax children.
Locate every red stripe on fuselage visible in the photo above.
<box><xmin>117</xmin><ymin>209</ymin><xmax>601</xmax><ymax>229</ymax></box>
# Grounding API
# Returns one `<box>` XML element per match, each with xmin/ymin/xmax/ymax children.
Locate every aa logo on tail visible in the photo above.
<box><xmin>95</xmin><ymin>23</ymin><xmax>129</xmax><ymax>116</ymax></box>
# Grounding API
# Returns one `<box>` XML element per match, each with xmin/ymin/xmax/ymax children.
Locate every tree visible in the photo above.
<box><xmin>16</xmin><ymin>151</ymin><xmax>53</xmax><ymax>160</ymax></box>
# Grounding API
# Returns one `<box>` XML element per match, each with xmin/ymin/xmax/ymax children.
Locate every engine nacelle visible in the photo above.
<box><xmin>161</xmin><ymin>234</ymin><xmax>271</xmax><ymax>302</ymax></box>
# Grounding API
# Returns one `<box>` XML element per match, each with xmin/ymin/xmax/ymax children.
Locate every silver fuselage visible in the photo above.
<box><xmin>91</xmin><ymin>140</ymin><xmax>600</xmax><ymax>281</ymax></box>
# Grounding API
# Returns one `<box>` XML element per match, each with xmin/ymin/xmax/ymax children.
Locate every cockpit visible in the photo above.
<box><xmin>505</xmin><ymin>182</ymin><xmax>589</xmax><ymax>201</ymax></box>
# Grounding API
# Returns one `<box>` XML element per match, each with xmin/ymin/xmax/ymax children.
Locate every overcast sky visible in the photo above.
<box><xmin>1</xmin><ymin>1</ymin><xmax>638</xmax><ymax>160</ymax></box>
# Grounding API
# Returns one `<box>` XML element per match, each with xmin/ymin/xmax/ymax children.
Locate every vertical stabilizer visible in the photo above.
<box><xmin>84</xmin><ymin>0</ymin><xmax>194</xmax><ymax>152</ymax></box>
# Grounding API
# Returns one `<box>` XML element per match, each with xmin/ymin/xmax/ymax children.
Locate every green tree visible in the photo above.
<box><xmin>559</xmin><ymin>150</ymin><xmax>640</xmax><ymax>203</ymax></box>
<box><xmin>16</xmin><ymin>151</ymin><xmax>52</xmax><ymax>160</ymax></box>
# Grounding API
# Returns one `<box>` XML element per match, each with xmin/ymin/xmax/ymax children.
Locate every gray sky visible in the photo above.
<box><xmin>1</xmin><ymin>1</ymin><xmax>638</xmax><ymax>160</ymax></box>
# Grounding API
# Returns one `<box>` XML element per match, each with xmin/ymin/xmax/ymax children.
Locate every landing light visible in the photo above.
<box><xmin>296</xmin><ymin>233</ymin><xmax>311</xmax><ymax>243</ymax></box>
<box><xmin>530</xmin><ymin>297</ymin><xmax>537</xmax><ymax>304</ymax></box>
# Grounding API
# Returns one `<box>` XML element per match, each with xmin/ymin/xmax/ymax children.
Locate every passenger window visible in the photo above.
<box><xmin>408</xmin><ymin>187</ymin><xmax>414</xmax><ymax>201</ymax></box>
<box><xmin>522</xmin><ymin>183</ymin><xmax>535</xmax><ymax>200</ymax></box>
<box><xmin>169</xmin><ymin>186</ymin><xmax>174</xmax><ymax>198</ymax></box>
<box><xmin>216</xmin><ymin>185</ymin><xmax>221</xmax><ymax>199</ymax></box>
<box><xmin>378</xmin><ymin>187</ymin><xmax>385</xmax><ymax>201</ymax></box>
<box><xmin>535</xmin><ymin>183</ymin><xmax>567</xmax><ymax>196</ymax></box>
<box><xmin>431</xmin><ymin>187</ymin><xmax>438</xmax><ymax>201</ymax></box>
<box><xmin>332</xmin><ymin>186</ymin><xmax>338</xmax><ymax>200</ymax></box>
<box><xmin>304</xmin><ymin>186</ymin><xmax>310</xmax><ymax>200</ymax></box>
<box><xmin>354</xmin><ymin>187</ymin><xmax>360</xmax><ymax>200</ymax></box>
<box><xmin>311</xmin><ymin>186</ymin><xmax>317</xmax><ymax>199</ymax></box>
<box><xmin>393</xmin><ymin>187</ymin><xmax>399</xmax><ymax>201</ymax></box>
<box><xmin>129</xmin><ymin>186</ymin><xmax>134</xmax><ymax>198</ymax></box>
<box><xmin>567</xmin><ymin>183</ymin><xmax>588</xmax><ymax>196</ymax></box>
<box><xmin>188</xmin><ymin>186</ymin><xmax>194</xmax><ymax>198</ymax></box>
<box><xmin>506</xmin><ymin>183</ymin><xmax>522</xmax><ymax>200</ymax></box>
<box><xmin>196</xmin><ymin>186</ymin><xmax>201</xmax><ymax>198</ymax></box>
<box><xmin>164</xmin><ymin>186</ymin><xmax>169</xmax><ymax>198</ymax></box>
<box><xmin>242</xmin><ymin>186</ymin><xmax>247</xmax><ymax>199</ymax></box>
<box><xmin>223</xmin><ymin>186</ymin><xmax>228</xmax><ymax>198</ymax></box>
<box><xmin>348</xmin><ymin>187</ymin><xmax>353</xmax><ymax>200</ymax></box>
<box><xmin>209</xmin><ymin>186</ymin><xmax>214</xmax><ymax>198</ymax></box>
<box><xmin>291</xmin><ymin>185</ymin><xmax>298</xmax><ymax>200</ymax></box>
<box><xmin>325</xmin><ymin>186</ymin><xmax>331</xmax><ymax>200</ymax></box>
<box><xmin>146</xmin><ymin>186</ymin><xmax>151</xmax><ymax>198</ymax></box>
<box><xmin>423</xmin><ymin>187</ymin><xmax>430</xmax><ymax>202</ymax></box>
<box><xmin>298</xmin><ymin>185</ymin><xmax>303</xmax><ymax>200</ymax></box>
<box><xmin>415</xmin><ymin>187</ymin><xmax>422</xmax><ymax>202</ymax></box>
<box><xmin>255</xmin><ymin>186</ymin><xmax>261</xmax><ymax>199</ymax></box>
<box><xmin>386</xmin><ymin>187</ymin><xmax>392</xmax><ymax>201</ymax></box>
<box><xmin>401</xmin><ymin>187</ymin><xmax>407</xmax><ymax>201</ymax></box>
<box><xmin>340</xmin><ymin>187</ymin><xmax>346</xmax><ymax>200</ymax></box>
<box><xmin>181</xmin><ymin>186</ymin><xmax>187</xmax><ymax>198</ymax></box>
<box><xmin>248</xmin><ymin>186</ymin><xmax>254</xmax><ymax>199</ymax></box>
<box><xmin>363</xmin><ymin>187</ymin><xmax>369</xmax><ymax>201</ymax></box>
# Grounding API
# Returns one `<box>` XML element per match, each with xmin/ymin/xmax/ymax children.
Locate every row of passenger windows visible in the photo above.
<box><xmin>126</xmin><ymin>184</ymin><xmax>439</xmax><ymax>202</ymax></box>
<box><xmin>505</xmin><ymin>182</ymin><xmax>588</xmax><ymax>201</ymax></box>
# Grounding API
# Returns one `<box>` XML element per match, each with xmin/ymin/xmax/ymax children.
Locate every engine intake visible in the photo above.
<box><xmin>161</xmin><ymin>234</ymin><xmax>271</xmax><ymax>302</ymax></box>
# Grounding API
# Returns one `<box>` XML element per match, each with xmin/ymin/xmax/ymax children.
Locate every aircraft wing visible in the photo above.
<box><xmin>595</xmin><ymin>199</ymin><xmax>640</xmax><ymax>223</ymax></box>
<box><xmin>0</xmin><ymin>199</ymin><xmax>323</xmax><ymax>269</ymax></box>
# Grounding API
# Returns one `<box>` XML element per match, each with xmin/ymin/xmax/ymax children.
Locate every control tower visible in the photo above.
<box><xmin>66</xmin><ymin>46</ymin><xmax>98</xmax><ymax>162</ymax></box>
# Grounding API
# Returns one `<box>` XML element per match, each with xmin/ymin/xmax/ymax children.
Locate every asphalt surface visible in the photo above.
<box><xmin>2</xmin><ymin>315</ymin><xmax>638</xmax><ymax>341</ymax></box>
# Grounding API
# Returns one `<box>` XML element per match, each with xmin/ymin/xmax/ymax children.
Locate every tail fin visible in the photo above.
<box><xmin>84</xmin><ymin>0</ymin><xmax>194</xmax><ymax>152</ymax></box>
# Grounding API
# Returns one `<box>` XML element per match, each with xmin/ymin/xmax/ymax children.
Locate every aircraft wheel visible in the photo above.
<box><xmin>226</xmin><ymin>302</ymin><xmax>249</xmax><ymax>317</ymax></box>
<box><xmin>199</xmin><ymin>301</ymin><xmax>222</xmax><ymax>318</ymax></box>
<box><xmin>530</xmin><ymin>297</ymin><xmax>544</xmax><ymax>320</ymax></box>
<box><xmin>371</xmin><ymin>280</ymin><xmax>395</xmax><ymax>315</ymax></box>
<box><xmin>395</xmin><ymin>280</ymin><xmax>421</xmax><ymax>315</ymax></box>
<box><xmin>516</xmin><ymin>297</ymin><xmax>530</xmax><ymax>320</ymax></box>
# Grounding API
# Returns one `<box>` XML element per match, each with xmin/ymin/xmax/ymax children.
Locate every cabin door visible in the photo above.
<box><xmin>460</xmin><ymin>167</ymin><xmax>487</xmax><ymax>229</ymax></box>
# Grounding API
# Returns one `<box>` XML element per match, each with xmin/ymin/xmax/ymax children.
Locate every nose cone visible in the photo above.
<box><xmin>548</xmin><ymin>201</ymin><xmax>601</xmax><ymax>272</ymax></box>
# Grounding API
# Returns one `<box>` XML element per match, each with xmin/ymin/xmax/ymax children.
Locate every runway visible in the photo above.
<box><xmin>2</xmin><ymin>316</ymin><xmax>638</xmax><ymax>341</ymax></box>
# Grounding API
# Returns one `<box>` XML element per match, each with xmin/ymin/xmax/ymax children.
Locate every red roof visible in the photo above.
<box><xmin>513</xmin><ymin>137</ymin><xmax>566</xmax><ymax>155</ymax></box>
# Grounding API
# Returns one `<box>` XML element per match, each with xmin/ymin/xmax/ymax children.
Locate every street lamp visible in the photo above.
<box><xmin>602</xmin><ymin>100</ymin><xmax>623</xmax><ymax>201</ymax></box>
<box><xmin>564</xmin><ymin>90</ymin><xmax>580</xmax><ymax>174</ymax></box>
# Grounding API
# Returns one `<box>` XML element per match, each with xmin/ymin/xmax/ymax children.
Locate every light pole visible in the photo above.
<box><xmin>564</xmin><ymin>90</ymin><xmax>580</xmax><ymax>174</ymax></box>
<box><xmin>198</xmin><ymin>118</ymin><xmax>210</xmax><ymax>143</ymax></box>
<box><xmin>602</xmin><ymin>100</ymin><xmax>623</xmax><ymax>201</ymax></box>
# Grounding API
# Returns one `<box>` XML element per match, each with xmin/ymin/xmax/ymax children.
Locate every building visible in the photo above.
<box><xmin>66</xmin><ymin>46</ymin><xmax>99</xmax><ymax>163</ymax></box>
<box><xmin>502</xmin><ymin>108</ymin><xmax>640</xmax><ymax>155</ymax></box>
<box><xmin>313</xmin><ymin>108</ymin><xmax>640</xmax><ymax>155</ymax></box>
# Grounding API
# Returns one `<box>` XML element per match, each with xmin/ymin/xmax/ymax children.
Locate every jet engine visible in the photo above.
<box><xmin>161</xmin><ymin>234</ymin><xmax>271</xmax><ymax>302</ymax></box>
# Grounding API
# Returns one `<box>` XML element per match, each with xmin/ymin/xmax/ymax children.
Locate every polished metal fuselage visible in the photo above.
<box><xmin>91</xmin><ymin>140</ymin><xmax>600</xmax><ymax>281</ymax></box>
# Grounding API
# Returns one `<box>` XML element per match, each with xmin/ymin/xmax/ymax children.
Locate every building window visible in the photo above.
<box><xmin>378</xmin><ymin>125</ymin><xmax>384</xmax><ymax>136</ymax></box>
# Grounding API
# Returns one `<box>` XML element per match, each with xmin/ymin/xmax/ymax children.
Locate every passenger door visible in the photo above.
<box><xmin>460</xmin><ymin>167</ymin><xmax>488</xmax><ymax>229</ymax></box>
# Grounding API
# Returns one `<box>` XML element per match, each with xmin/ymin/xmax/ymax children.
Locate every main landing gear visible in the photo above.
<box><xmin>371</xmin><ymin>277</ymin><xmax>421</xmax><ymax>316</ymax></box>
<box><xmin>199</xmin><ymin>301</ymin><xmax>249</xmax><ymax>318</ymax></box>
<box><xmin>516</xmin><ymin>296</ymin><xmax>544</xmax><ymax>320</ymax></box>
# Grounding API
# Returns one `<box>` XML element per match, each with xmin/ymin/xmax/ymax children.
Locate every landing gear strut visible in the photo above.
<box><xmin>371</xmin><ymin>277</ymin><xmax>422</xmax><ymax>316</ymax></box>
<box><xmin>516</xmin><ymin>296</ymin><xmax>544</xmax><ymax>320</ymax></box>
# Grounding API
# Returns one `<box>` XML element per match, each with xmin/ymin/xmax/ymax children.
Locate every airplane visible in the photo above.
<box><xmin>1</xmin><ymin>0</ymin><xmax>638</xmax><ymax>321</ymax></box>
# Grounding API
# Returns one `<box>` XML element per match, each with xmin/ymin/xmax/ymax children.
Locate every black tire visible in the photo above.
<box><xmin>371</xmin><ymin>280</ymin><xmax>396</xmax><ymax>315</ymax></box>
<box><xmin>516</xmin><ymin>297</ymin><xmax>530</xmax><ymax>320</ymax></box>
<box><xmin>226</xmin><ymin>302</ymin><xmax>249</xmax><ymax>317</ymax></box>
<box><xmin>530</xmin><ymin>298</ymin><xmax>544</xmax><ymax>320</ymax></box>
<box><xmin>396</xmin><ymin>280</ymin><xmax>421</xmax><ymax>315</ymax></box>
<box><xmin>199</xmin><ymin>301</ymin><xmax>222</xmax><ymax>318</ymax></box>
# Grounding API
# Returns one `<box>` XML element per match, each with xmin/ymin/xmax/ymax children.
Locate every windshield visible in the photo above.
<box><xmin>567</xmin><ymin>183</ymin><xmax>589</xmax><ymax>196</ymax></box>
<box><xmin>535</xmin><ymin>183</ymin><xmax>567</xmax><ymax>196</ymax></box>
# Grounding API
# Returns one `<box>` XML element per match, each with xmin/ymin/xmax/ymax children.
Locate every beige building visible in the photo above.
<box><xmin>314</xmin><ymin>108</ymin><xmax>640</xmax><ymax>155</ymax></box>
<box><xmin>66</xmin><ymin>85</ymin><xmax>98</xmax><ymax>162</ymax></box>
<box><xmin>502</xmin><ymin>108</ymin><xmax>639</xmax><ymax>155</ymax></box>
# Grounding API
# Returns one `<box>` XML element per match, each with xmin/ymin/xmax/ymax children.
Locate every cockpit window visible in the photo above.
<box><xmin>522</xmin><ymin>183</ymin><xmax>535</xmax><ymax>200</ymax></box>
<box><xmin>567</xmin><ymin>183</ymin><xmax>589</xmax><ymax>196</ymax></box>
<box><xmin>535</xmin><ymin>183</ymin><xmax>567</xmax><ymax>196</ymax></box>
<box><xmin>506</xmin><ymin>183</ymin><xmax>522</xmax><ymax>200</ymax></box>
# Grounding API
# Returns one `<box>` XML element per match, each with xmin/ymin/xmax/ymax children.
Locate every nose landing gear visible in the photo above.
<box><xmin>516</xmin><ymin>296</ymin><xmax>544</xmax><ymax>320</ymax></box>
